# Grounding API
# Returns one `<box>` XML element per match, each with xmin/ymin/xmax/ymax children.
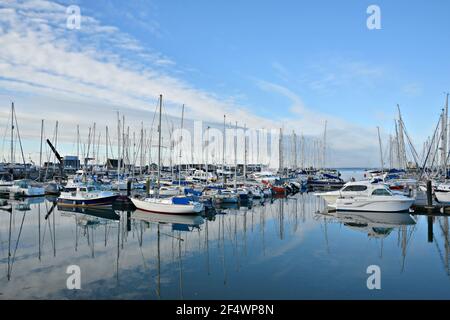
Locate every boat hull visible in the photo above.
<box><xmin>435</xmin><ymin>191</ymin><xmax>450</xmax><ymax>203</ymax></box>
<box><xmin>336</xmin><ymin>197</ymin><xmax>414</xmax><ymax>213</ymax></box>
<box><xmin>57</xmin><ymin>195</ymin><xmax>119</xmax><ymax>207</ymax></box>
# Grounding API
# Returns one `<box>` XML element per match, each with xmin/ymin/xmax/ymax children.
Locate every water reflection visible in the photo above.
<box><xmin>0</xmin><ymin>193</ymin><xmax>450</xmax><ymax>299</ymax></box>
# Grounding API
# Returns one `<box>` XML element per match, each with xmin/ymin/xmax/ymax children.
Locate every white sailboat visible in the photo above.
<box><xmin>130</xmin><ymin>94</ymin><xmax>204</xmax><ymax>215</ymax></box>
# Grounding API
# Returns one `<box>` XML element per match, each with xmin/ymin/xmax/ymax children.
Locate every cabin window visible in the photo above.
<box><xmin>342</xmin><ymin>185</ymin><xmax>367</xmax><ymax>192</ymax></box>
<box><xmin>372</xmin><ymin>188</ymin><xmax>392</xmax><ymax>196</ymax></box>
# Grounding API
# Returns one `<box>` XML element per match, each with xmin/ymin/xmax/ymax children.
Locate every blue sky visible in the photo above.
<box><xmin>0</xmin><ymin>0</ymin><xmax>449</xmax><ymax>166</ymax></box>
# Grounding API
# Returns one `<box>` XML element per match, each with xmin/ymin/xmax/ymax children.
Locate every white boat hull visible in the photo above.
<box><xmin>435</xmin><ymin>191</ymin><xmax>450</xmax><ymax>203</ymax></box>
<box><xmin>336</xmin><ymin>196</ymin><xmax>414</xmax><ymax>212</ymax></box>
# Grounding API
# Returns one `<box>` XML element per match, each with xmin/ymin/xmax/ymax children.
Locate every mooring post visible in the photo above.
<box><xmin>426</xmin><ymin>180</ymin><xmax>433</xmax><ymax>207</ymax></box>
<box><xmin>146</xmin><ymin>178</ymin><xmax>150</xmax><ymax>196</ymax></box>
<box><xmin>127</xmin><ymin>179</ymin><xmax>131</xmax><ymax>197</ymax></box>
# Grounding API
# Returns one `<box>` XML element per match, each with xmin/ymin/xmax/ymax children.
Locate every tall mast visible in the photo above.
<box><xmin>397</xmin><ymin>105</ymin><xmax>406</xmax><ymax>169</ymax></box>
<box><xmin>234</xmin><ymin>121</ymin><xmax>237</xmax><ymax>190</ymax></box>
<box><xmin>38</xmin><ymin>119</ymin><xmax>44</xmax><ymax>181</ymax></box>
<box><xmin>243</xmin><ymin>124</ymin><xmax>247</xmax><ymax>184</ymax></box>
<box><xmin>279</xmin><ymin>128</ymin><xmax>283</xmax><ymax>175</ymax></box>
<box><xmin>106</xmin><ymin>126</ymin><xmax>109</xmax><ymax>168</ymax></box>
<box><xmin>292</xmin><ymin>130</ymin><xmax>297</xmax><ymax>171</ymax></box>
<box><xmin>10</xmin><ymin>102</ymin><xmax>14</xmax><ymax>165</ymax></box>
<box><xmin>178</xmin><ymin>104</ymin><xmax>184</xmax><ymax>185</ymax></box>
<box><xmin>301</xmin><ymin>133</ymin><xmax>305</xmax><ymax>169</ymax></box>
<box><xmin>377</xmin><ymin>126</ymin><xmax>384</xmax><ymax>171</ymax></box>
<box><xmin>140</xmin><ymin>122</ymin><xmax>144</xmax><ymax>177</ymax></box>
<box><xmin>205</xmin><ymin>126</ymin><xmax>210</xmax><ymax>185</ymax></box>
<box><xmin>443</xmin><ymin>93</ymin><xmax>449</xmax><ymax>173</ymax></box>
<box><xmin>157</xmin><ymin>94</ymin><xmax>162</xmax><ymax>197</ymax></box>
<box><xmin>222</xmin><ymin>115</ymin><xmax>226</xmax><ymax>184</ymax></box>
<box><xmin>117</xmin><ymin>112</ymin><xmax>120</xmax><ymax>187</ymax></box>
<box><xmin>323</xmin><ymin>121</ymin><xmax>327</xmax><ymax>169</ymax></box>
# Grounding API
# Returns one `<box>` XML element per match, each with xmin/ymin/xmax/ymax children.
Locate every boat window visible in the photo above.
<box><xmin>342</xmin><ymin>185</ymin><xmax>367</xmax><ymax>192</ymax></box>
<box><xmin>372</xmin><ymin>188</ymin><xmax>392</xmax><ymax>196</ymax></box>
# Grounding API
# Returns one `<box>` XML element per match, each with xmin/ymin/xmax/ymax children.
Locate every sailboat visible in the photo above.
<box><xmin>130</xmin><ymin>95</ymin><xmax>204</xmax><ymax>215</ymax></box>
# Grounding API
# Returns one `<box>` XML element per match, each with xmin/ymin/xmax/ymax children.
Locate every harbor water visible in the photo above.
<box><xmin>1</xmin><ymin>185</ymin><xmax>450</xmax><ymax>300</ymax></box>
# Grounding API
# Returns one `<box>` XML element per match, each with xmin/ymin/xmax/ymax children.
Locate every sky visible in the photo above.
<box><xmin>0</xmin><ymin>0</ymin><xmax>449</xmax><ymax>167</ymax></box>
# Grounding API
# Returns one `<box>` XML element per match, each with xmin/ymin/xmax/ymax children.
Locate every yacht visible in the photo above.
<box><xmin>335</xmin><ymin>184</ymin><xmax>414</xmax><ymax>212</ymax></box>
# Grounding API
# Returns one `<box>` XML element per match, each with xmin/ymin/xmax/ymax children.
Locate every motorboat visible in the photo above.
<box><xmin>130</xmin><ymin>196</ymin><xmax>204</xmax><ymax>215</ymax></box>
<box><xmin>335</xmin><ymin>184</ymin><xmax>414</xmax><ymax>212</ymax></box>
<box><xmin>435</xmin><ymin>183</ymin><xmax>450</xmax><ymax>203</ymax></box>
<box><xmin>57</xmin><ymin>186</ymin><xmax>119</xmax><ymax>207</ymax></box>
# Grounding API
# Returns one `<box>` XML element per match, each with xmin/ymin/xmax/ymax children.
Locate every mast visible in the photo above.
<box><xmin>301</xmin><ymin>133</ymin><xmax>305</xmax><ymax>169</ymax></box>
<box><xmin>117</xmin><ymin>112</ymin><xmax>120</xmax><ymax>189</ymax></box>
<box><xmin>279</xmin><ymin>128</ymin><xmax>283</xmax><ymax>175</ymax></box>
<box><xmin>77</xmin><ymin>125</ymin><xmax>80</xmax><ymax>168</ymax></box>
<box><xmin>178</xmin><ymin>104</ymin><xmax>184</xmax><ymax>185</ymax></box>
<box><xmin>323</xmin><ymin>121</ymin><xmax>327</xmax><ymax>169</ymax></box>
<box><xmin>10</xmin><ymin>102</ymin><xmax>14</xmax><ymax>165</ymax></box>
<box><xmin>292</xmin><ymin>130</ymin><xmax>297</xmax><ymax>171</ymax></box>
<box><xmin>397</xmin><ymin>105</ymin><xmax>406</xmax><ymax>169</ymax></box>
<box><xmin>444</xmin><ymin>93</ymin><xmax>449</xmax><ymax>174</ymax></box>
<box><xmin>222</xmin><ymin>115</ymin><xmax>226</xmax><ymax>184</ymax></box>
<box><xmin>377</xmin><ymin>126</ymin><xmax>384</xmax><ymax>171</ymax></box>
<box><xmin>157</xmin><ymin>94</ymin><xmax>162</xmax><ymax>198</ymax></box>
<box><xmin>234</xmin><ymin>121</ymin><xmax>237</xmax><ymax>190</ymax></box>
<box><xmin>205</xmin><ymin>126</ymin><xmax>210</xmax><ymax>185</ymax></box>
<box><xmin>140</xmin><ymin>122</ymin><xmax>143</xmax><ymax>177</ymax></box>
<box><xmin>105</xmin><ymin>126</ymin><xmax>109</xmax><ymax>170</ymax></box>
<box><xmin>38</xmin><ymin>119</ymin><xmax>44</xmax><ymax>181</ymax></box>
<box><xmin>243</xmin><ymin>124</ymin><xmax>247</xmax><ymax>184</ymax></box>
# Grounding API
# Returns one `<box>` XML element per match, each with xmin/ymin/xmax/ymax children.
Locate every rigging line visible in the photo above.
<box><xmin>419</xmin><ymin>115</ymin><xmax>442</xmax><ymax>180</ymax></box>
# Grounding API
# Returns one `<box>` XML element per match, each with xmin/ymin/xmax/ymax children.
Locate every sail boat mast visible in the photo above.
<box><xmin>157</xmin><ymin>94</ymin><xmax>162</xmax><ymax>198</ymax></box>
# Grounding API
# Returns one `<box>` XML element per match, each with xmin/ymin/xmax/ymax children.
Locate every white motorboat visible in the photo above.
<box><xmin>9</xmin><ymin>179</ymin><xmax>45</xmax><ymax>197</ymax></box>
<box><xmin>335</xmin><ymin>184</ymin><xmax>414</xmax><ymax>213</ymax></box>
<box><xmin>435</xmin><ymin>183</ymin><xmax>450</xmax><ymax>203</ymax></box>
<box><xmin>130</xmin><ymin>196</ymin><xmax>204</xmax><ymax>215</ymax></box>
<box><xmin>316</xmin><ymin>180</ymin><xmax>374</xmax><ymax>206</ymax></box>
<box><xmin>57</xmin><ymin>186</ymin><xmax>119</xmax><ymax>207</ymax></box>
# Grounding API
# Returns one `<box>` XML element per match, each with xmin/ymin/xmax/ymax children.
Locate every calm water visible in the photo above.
<box><xmin>1</xmin><ymin>184</ymin><xmax>450</xmax><ymax>299</ymax></box>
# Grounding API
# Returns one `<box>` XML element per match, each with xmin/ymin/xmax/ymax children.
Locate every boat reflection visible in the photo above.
<box><xmin>132</xmin><ymin>210</ymin><xmax>204</xmax><ymax>230</ymax></box>
<box><xmin>57</xmin><ymin>205</ymin><xmax>120</xmax><ymax>221</ymax></box>
<box><xmin>317</xmin><ymin>210</ymin><xmax>416</xmax><ymax>238</ymax></box>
